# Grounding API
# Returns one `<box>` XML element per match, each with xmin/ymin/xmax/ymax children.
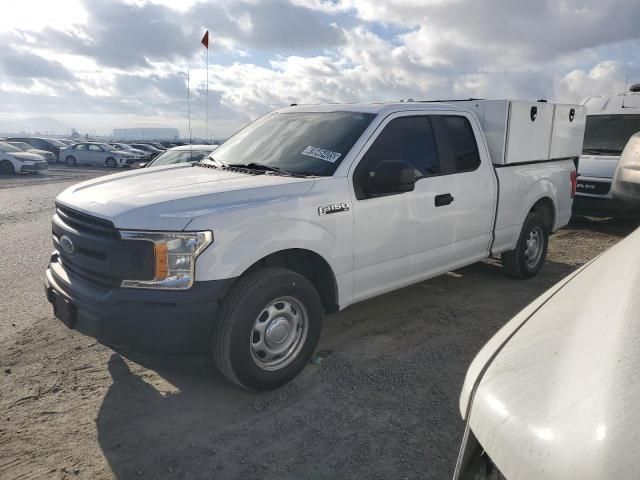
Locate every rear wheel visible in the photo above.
<box><xmin>212</xmin><ymin>267</ymin><xmax>323</xmax><ymax>390</ymax></box>
<box><xmin>106</xmin><ymin>157</ymin><xmax>117</xmax><ymax>168</ymax></box>
<box><xmin>502</xmin><ymin>212</ymin><xmax>549</xmax><ymax>279</ymax></box>
<box><xmin>65</xmin><ymin>156</ymin><xmax>76</xmax><ymax>166</ymax></box>
<box><xmin>0</xmin><ymin>160</ymin><xmax>15</xmax><ymax>175</ymax></box>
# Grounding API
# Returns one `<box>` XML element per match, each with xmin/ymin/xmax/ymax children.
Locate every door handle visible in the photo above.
<box><xmin>434</xmin><ymin>193</ymin><xmax>454</xmax><ymax>207</ymax></box>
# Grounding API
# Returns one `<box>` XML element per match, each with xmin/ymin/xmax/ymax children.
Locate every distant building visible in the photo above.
<box><xmin>112</xmin><ymin>128</ymin><xmax>179</xmax><ymax>140</ymax></box>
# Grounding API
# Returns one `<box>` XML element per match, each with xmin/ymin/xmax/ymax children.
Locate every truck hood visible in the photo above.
<box><xmin>464</xmin><ymin>227</ymin><xmax>640</xmax><ymax>479</ymax></box>
<box><xmin>56</xmin><ymin>163</ymin><xmax>316</xmax><ymax>230</ymax></box>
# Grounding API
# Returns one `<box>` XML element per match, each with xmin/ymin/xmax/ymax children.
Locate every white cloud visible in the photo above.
<box><xmin>555</xmin><ymin>61</ymin><xmax>630</xmax><ymax>103</ymax></box>
<box><xmin>0</xmin><ymin>0</ymin><xmax>639</xmax><ymax>138</ymax></box>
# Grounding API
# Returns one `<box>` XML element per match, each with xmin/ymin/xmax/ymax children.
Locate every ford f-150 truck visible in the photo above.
<box><xmin>45</xmin><ymin>100</ymin><xmax>583</xmax><ymax>390</ymax></box>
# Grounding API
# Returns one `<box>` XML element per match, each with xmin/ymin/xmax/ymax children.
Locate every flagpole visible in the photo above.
<box><xmin>206</xmin><ymin>40</ymin><xmax>209</xmax><ymax>144</ymax></box>
<box><xmin>187</xmin><ymin>68</ymin><xmax>192</xmax><ymax>145</ymax></box>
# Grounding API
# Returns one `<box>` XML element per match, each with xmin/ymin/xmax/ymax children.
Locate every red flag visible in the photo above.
<box><xmin>201</xmin><ymin>30</ymin><xmax>209</xmax><ymax>49</ymax></box>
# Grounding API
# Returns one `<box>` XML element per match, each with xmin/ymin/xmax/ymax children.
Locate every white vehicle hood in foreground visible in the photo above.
<box><xmin>56</xmin><ymin>164</ymin><xmax>315</xmax><ymax>230</ymax></box>
<box><xmin>463</xmin><ymin>227</ymin><xmax>640</xmax><ymax>479</ymax></box>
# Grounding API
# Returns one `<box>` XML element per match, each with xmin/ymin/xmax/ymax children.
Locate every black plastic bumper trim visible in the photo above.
<box><xmin>45</xmin><ymin>257</ymin><xmax>236</xmax><ymax>353</ymax></box>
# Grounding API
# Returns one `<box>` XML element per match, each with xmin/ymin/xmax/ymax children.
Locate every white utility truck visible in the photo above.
<box><xmin>45</xmin><ymin>100</ymin><xmax>584</xmax><ymax>390</ymax></box>
<box><xmin>575</xmin><ymin>83</ymin><xmax>640</xmax><ymax>216</ymax></box>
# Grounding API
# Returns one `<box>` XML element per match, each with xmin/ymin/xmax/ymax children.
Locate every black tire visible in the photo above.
<box><xmin>106</xmin><ymin>157</ymin><xmax>117</xmax><ymax>168</ymax></box>
<box><xmin>0</xmin><ymin>160</ymin><xmax>15</xmax><ymax>175</ymax></box>
<box><xmin>212</xmin><ymin>267</ymin><xmax>323</xmax><ymax>391</ymax></box>
<box><xmin>502</xmin><ymin>212</ymin><xmax>549</xmax><ymax>279</ymax></box>
<box><xmin>66</xmin><ymin>156</ymin><xmax>76</xmax><ymax>166</ymax></box>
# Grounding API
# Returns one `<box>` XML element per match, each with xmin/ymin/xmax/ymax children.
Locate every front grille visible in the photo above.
<box><xmin>60</xmin><ymin>255</ymin><xmax>120</xmax><ymax>290</ymax></box>
<box><xmin>52</xmin><ymin>205</ymin><xmax>155</xmax><ymax>291</ymax></box>
<box><xmin>55</xmin><ymin>204</ymin><xmax>118</xmax><ymax>239</ymax></box>
<box><xmin>576</xmin><ymin>180</ymin><xmax>611</xmax><ymax>196</ymax></box>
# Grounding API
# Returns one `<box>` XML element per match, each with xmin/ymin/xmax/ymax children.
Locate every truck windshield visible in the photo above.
<box><xmin>583</xmin><ymin>114</ymin><xmax>640</xmax><ymax>155</ymax></box>
<box><xmin>208</xmin><ymin>111</ymin><xmax>376</xmax><ymax>176</ymax></box>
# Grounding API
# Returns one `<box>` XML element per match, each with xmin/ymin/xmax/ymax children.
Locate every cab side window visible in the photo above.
<box><xmin>432</xmin><ymin>116</ymin><xmax>481</xmax><ymax>173</ymax></box>
<box><xmin>355</xmin><ymin>116</ymin><xmax>440</xmax><ymax>198</ymax></box>
<box><xmin>88</xmin><ymin>144</ymin><xmax>101</xmax><ymax>152</ymax></box>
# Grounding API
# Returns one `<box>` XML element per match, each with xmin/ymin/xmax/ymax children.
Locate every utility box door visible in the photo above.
<box><xmin>550</xmin><ymin>104</ymin><xmax>587</xmax><ymax>158</ymax></box>
<box><xmin>505</xmin><ymin>101</ymin><xmax>554</xmax><ymax>164</ymax></box>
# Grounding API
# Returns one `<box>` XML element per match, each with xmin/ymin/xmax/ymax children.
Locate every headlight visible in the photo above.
<box><xmin>120</xmin><ymin>231</ymin><xmax>213</xmax><ymax>290</ymax></box>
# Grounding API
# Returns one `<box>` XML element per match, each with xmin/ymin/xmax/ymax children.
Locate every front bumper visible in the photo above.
<box><xmin>20</xmin><ymin>161</ymin><xmax>49</xmax><ymax>172</ymax></box>
<box><xmin>573</xmin><ymin>194</ymin><xmax>640</xmax><ymax>217</ymax></box>
<box><xmin>45</xmin><ymin>252</ymin><xmax>234</xmax><ymax>353</ymax></box>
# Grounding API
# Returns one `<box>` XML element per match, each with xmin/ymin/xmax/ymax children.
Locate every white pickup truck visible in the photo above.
<box><xmin>45</xmin><ymin>100</ymin><xmax>582</xmax><ymax>390</ymax></box>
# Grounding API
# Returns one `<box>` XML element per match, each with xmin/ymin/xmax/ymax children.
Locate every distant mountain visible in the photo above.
<box><xmin>0</xmin><ymin>117</ymin><xmax>72</xmax><ymax>136</ymax></box>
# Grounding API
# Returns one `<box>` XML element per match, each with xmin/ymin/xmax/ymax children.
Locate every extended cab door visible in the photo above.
<box><xmin>411</xmin><ymin>113</ymin><xmax>496</xmax><ymax>274</ymax></box>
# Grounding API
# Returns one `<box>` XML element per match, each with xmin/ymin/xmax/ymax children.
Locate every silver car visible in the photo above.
<box><xmin>109</xmin><ymin>143</ymin><xmax>152</xmax><ymax>159</ymax></box>
<box><xmin>60</xmin><ymin>142</ymin><xmax>140</xmax><ymax>168</ymax></box>
<box><xmin>6</xmin><ymin>141</ymin><xmax>57</xmax><ymax>162</ymax></box>
<box><xmin>144</xmin><ymin>144</ymin><xmax>218</xmax><ymax>168</ymax></box>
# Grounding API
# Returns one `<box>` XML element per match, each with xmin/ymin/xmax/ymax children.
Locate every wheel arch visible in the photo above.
<box><xmin>240</xmin><ymin>248</ymin><xmax>339</xmax><ymax>313</ymax></box>
<box><xmin>528</xmin><ymin>196</ymin><xmax>555</xmax><ymax>232</ymax></box>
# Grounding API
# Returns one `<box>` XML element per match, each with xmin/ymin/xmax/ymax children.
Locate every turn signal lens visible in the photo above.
<box><xmin>154</xmin><ymin>243</ymin><xmax>169</xmax><ymax>280</ymax></box>
<box><xmin>570</xmin><ymin>170</ymin><xmax>577</xmax><ymax>198</ymax></box>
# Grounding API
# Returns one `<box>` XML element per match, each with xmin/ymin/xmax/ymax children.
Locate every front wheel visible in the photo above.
<box><xmin>212</xmin><ymin>268</ymin><xmax>323</xmax><ymax>390</ymax></box>
<box><xmin>0</xmin><ymin>160</ymin><xmax>15</xmax><ymax>174</ymax></box>
<box><xmin>106</xmin><ymin>157</ymin><xmax>117</xmax><ymax>168</ymax></box>
<box><xmin>502</xmin><ymin>212</ymin><xmax>549</xmax><ymax>279</ymax></box>
<box><xmin>65</xmin><ymin>156</ymin><xmax>76</xmax><ymax>166</ymax></box>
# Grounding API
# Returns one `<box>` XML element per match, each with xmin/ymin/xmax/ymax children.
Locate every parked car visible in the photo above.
<box><xmin>45</xmin><ymin>100</ymin><xmax>582</xmax><ymax>390</ymax></box>
<box><xmin>60</xmin><ymin>142</ymin><xmax>140</xmax><ymax>168</ymax></box>
<box><xmin>5</xmin><ymin>136</ymin><xmax>67</xmax><ymax>161</ymax></box>
<box><xmin>6</xmin><ymin>141</ymin><xmax>57</xmax><ymax>162</ymax></box>
<box><xmin>454</xmin><ymin>226</ymin><xmax>640</xmax><ymax>480</ymax></box>
<box><xmin>129</xmin><ymin>143</ymin><xmax>164</xmax><ymax>157</ymax></box>
<box><xmin>109</xmin><ymin>143</ymin><xmax>152</xmax><ymax>159</ymax></box>
<box><xmin>58</xmin><ymin>139</ymin><xmax>77</xmax><ymax>146</ymax></box>
<box><xmin>143</xmin><ymin>144</ymin><xmax>219</xmax><ymax>168</ymax></box>
<box><xmin>0</xmin><ymin>142</ymin><xmax>48</xmax><ymax>174</ymax></box>
<box><xmin>574</xmin><ymin>83</ymin><xmax>640</xmax><ymax>216</ymax></box>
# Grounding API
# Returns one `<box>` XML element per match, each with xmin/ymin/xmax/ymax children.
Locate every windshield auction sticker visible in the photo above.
<box><xmin>301</xmin><ymin>145</ymin><xmax>342</xmax><ymax>163</ymax></box>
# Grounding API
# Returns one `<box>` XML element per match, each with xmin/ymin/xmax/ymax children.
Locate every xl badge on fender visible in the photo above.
<box><xmin>318</xmin><ymin>203</ymin><xmax>350</xmax><ymax>216</ymax></box>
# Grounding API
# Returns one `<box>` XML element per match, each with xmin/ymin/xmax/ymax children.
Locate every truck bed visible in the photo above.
<box><xmin>492</xmin><ymin>159</ymin><xmax>575</xmax><ymax>255</ymax></box>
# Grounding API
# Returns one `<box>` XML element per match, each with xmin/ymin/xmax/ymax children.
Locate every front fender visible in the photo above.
<box><xmin>193</xmin><ymin>217</ymin><xmax>351</xmax><ymax>283</ymax></box>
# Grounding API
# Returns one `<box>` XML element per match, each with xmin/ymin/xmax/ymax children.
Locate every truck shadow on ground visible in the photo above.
<box><xmin>95</xmin><ymin>256</ymin><xmax>580</xmax><ymax>480</ymax></box>
<box><xmin>569</xmin><ymin>215</ymin><xmax>640</xmax><ymax>237</ymax></box>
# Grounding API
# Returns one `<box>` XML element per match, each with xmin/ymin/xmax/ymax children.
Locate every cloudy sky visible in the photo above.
<box><xmin>1</xmin><ymin>0</ymin><xmax>639</xmax><ymax>139</ymax></box>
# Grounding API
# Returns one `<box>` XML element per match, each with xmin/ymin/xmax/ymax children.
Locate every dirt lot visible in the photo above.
<box><xmin>1</xmin><ymin>168</ymin><xmax>637</xmax><ymax>479</ymax></box>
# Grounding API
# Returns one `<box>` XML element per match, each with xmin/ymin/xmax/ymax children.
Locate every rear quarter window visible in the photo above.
<box><xmin>432</xmin><ymin>116</ymin><xmax>481</xmax><ymax>174</ymax></box>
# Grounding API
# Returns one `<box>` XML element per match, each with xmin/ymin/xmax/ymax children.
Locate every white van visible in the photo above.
<box><xmin>574</xmin><ymin>84</ymin><xmax>640</xmax><ymax>216</ymax></box>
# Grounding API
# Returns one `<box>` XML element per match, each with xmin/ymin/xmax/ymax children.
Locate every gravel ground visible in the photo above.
<box><xmin>1</xmin><ymin>168</ymin><xmax>637</xmax><ymax>480</ymax></box>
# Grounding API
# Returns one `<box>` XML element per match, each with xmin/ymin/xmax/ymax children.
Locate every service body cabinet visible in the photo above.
<box><xmin>457</xmin><ymin>100</ymin><xmax>586</xmax><ymax>165</ymax></box>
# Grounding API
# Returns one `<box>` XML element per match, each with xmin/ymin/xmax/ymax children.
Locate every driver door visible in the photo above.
<box><xmin>87</xmin><ymin>144</ymin><xmax>103</xmax><ymax>165</ymax></box>
<box><xmin>350</xmin><ymin>113</ymin><xmax>451</xmax><ymax>302</ymax></box>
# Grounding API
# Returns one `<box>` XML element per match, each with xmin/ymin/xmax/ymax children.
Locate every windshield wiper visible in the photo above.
<box><xmin>195</xmin><ymin>156</ymin><xmax>226</xmax><ymax>168</ymax></box>
<box><xmin>227</xmin><ymin>162</ymin><xmax>315</xmax><ymax>177</ymax></box>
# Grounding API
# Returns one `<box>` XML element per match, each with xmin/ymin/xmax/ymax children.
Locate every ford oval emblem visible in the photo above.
<box><xmin>60</xmin><ymin>235</ymin><xmax>75</xmax><ymax>255</ymax></box>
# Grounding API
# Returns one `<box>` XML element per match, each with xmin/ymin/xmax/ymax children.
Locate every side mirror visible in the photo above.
<box><xmin>370</xmin><ymin>160</ymin><xmax>416</xmax><ymax>195</ymax></box>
